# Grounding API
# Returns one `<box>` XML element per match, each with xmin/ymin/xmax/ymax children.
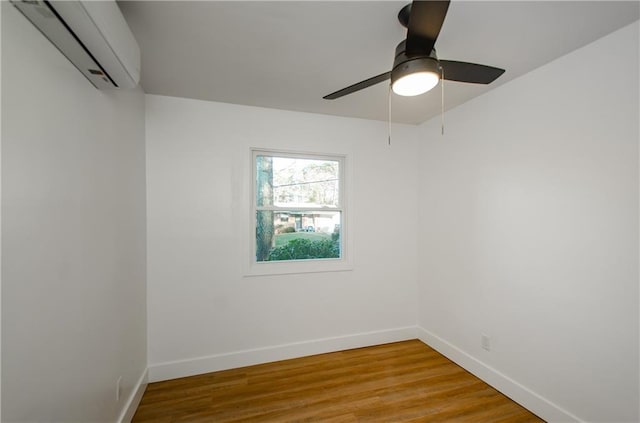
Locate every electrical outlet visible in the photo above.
<box><xmin>481</xmin><ymin>334</ymin><xmax>491</xmax><ymax>351</ymax></box>
<box><xmin>116</xmin><ymin>376</ymin><xmax>122</xmax><ymax>402</ymax></box>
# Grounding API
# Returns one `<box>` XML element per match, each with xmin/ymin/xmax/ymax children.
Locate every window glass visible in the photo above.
<box><xmin>254</xmin><ymin>152</ymin><xmax>343</xmax><ymax>263</ymax></box>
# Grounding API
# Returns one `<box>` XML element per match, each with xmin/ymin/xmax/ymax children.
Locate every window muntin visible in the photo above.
<box><xmin>253</xmin><ymin>151</ymin><xmax>343</xmax><ymax>263</ymax></box>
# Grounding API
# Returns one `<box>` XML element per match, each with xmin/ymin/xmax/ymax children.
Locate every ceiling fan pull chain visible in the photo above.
<box><xmin>440</xmin><ymin>66</ymin><xmax>445</xmax><ymax>136</ymax></box>
<box><xmin>388</xmin><ymin>84</ymin><xmax>392</xmax><ymax>146</ymax></box>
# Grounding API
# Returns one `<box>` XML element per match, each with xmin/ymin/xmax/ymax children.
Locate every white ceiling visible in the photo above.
<box><xmin>118</xmin><ymin>1</ymin><xmax>640</xmax><ymax>125</ymax></box>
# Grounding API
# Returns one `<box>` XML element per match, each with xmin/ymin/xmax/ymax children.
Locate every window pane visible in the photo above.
<box><xmin>256</xmin><ymin>155</ymin><xmax>340</xmax><ymax>208</ymax></box>
<box><xmin>256</xmin><ymin>210</ymin><xmax>341</xmax><ymax>262</ymax></box>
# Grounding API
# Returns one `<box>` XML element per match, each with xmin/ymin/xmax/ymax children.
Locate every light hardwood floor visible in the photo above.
<box><xmin>133</xmin><ymin>340</ymin><xmax>545</xmax><ymax>422</ymax></box>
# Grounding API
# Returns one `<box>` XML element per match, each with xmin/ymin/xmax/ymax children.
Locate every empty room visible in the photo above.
<box><xmin>2</xmin><ymin>0</ymin><xmax>639</xmax><ymax>422</ymax></box>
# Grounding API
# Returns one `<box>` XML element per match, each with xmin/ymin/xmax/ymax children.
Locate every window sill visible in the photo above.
<box><xmin>243</xmin><ymin>258</ymin><xmax>353</xmax><ymax>277</ymax></box>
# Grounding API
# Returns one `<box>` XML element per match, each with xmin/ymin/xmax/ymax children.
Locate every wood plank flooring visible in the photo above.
<box><xmin>132</xmin><ymin>340</ymin><xmax>545</xmax><ymax>422</ymax></box>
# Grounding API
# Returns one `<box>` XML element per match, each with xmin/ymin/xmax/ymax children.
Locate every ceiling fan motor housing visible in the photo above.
<box><xmin>391</xmin><ymin>40</ymin><xmax>441</xmax><ymax>85</ymax></box>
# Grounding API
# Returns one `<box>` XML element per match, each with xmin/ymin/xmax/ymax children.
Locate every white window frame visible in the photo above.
<box><xmin>246</xmin><ymin>148</ymin><xmax>352</xmax><ymax>276</ymax></box>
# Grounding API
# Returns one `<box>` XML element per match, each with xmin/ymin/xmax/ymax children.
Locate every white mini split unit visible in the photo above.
<box><xmin>11</xmin><ymin>0</ymin><xmax>140</xmax><ymax>89</ymax></box>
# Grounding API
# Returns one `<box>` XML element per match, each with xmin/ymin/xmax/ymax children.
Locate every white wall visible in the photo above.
<box><xmin>417</xmin><ymin>21</ymin><xmax>639</xmax><ymax>422</ymax></box>
<box><xmin>0</xmin><ymin>3</ymin><xmax>4</xmax><ymax>421</ymax></box>
<box><xmin>1</xmin><ymin>3</ymin><xmax>147</xmax><ymax>422</ymax></box>
<box><xmin>145</xmin><ymin>94</ymin><xmax>420</xmax><ymax>380</ymax></box>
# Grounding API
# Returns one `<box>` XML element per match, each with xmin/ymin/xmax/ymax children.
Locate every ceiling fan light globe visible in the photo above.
<box><xmin>391</xmin><ymin>57</ymin><xmax>441</xmax><ymax>97</ymax></box>
<box><xmin>391</xmin><ymin>71</ymin><xmax>440</xmax><ymax>96</ymax></box>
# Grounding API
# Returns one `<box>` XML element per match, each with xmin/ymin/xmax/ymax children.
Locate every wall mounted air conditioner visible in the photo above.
<box><xmin>11</xmin><ymin>0</ymin><xmax>140</xmax><ymax>89</ymax></box>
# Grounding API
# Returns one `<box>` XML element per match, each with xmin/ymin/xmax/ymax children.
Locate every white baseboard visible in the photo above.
<box><xmin>148</xmin><ymin>326</ymin><xmax>418</xmax><ymax>382</ymax></box>
<box><xmin>416</xmin><ymin>327</ymin><xmax>581</xmax><ymax>423</ymax></box>
<box><xmin>118</xmin><ymin>368</ymin><xmax>148</xmax><ymax>423</ymax></box>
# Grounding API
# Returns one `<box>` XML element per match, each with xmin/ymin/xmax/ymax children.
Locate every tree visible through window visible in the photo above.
<box><xmin>253</xmin><ymin>150</ymin><xmax>343</xmax><ymax>263</ymax></box>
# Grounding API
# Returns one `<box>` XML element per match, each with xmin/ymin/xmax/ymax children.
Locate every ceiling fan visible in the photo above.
<box><xmin>323</xmin><ymin>0</ymin><xmax>505</xmax><ymax>100</ymax></box>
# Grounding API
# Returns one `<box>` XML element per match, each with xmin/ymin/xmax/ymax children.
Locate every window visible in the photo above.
<box><xmin>252</xmin><ymin>150</ymin><xmax>345</xmax><ymax>267</ymax></box>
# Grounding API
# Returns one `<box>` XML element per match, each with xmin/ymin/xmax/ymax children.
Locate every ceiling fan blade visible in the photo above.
<box><xmin>439</xmin><ymin>60</ymin><xmax>505</xmax><ymax>84</ymax></box>
<box><xmin>323</xmin><ymin>71</ymin><xmax>391</xmax><ymax>100</ymax></box>
<box><xmin>406</xmin><ymin>0</ymin><xmax>450</xmax><ymax>55</ymax></box>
